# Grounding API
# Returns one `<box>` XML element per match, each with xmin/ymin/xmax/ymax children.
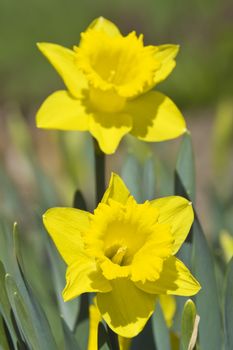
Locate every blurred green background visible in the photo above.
<box><xmin>0</xmin><ymin>0</ymin><xmax>233</xmax><ymax>235</ymax></box>
<box><xmin>0</xmin><ymin>0</ymin><xmax>233</xmax><ymax>107</ymax></box>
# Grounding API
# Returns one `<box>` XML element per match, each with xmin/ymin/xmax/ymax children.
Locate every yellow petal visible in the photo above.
<box><xmin>136</xmin><ymin>257</ymin><xmax>201</xmax><ymax>296</ymax></box>
<box><xmin>43</xmin><ymin>207</ymin><xmax>91</xmax><ymax>265</ymax></box>
<box><xmin>126</xmin><ymin>91</ymin><xmax>186</xmax><ymax>142</ymax></box>
<box><xmin>131</xmin><ymin>223</ymin><xmax>173</xmax><ymax>283</ymax></box>
<box><xmin>150</xmin><ymin>196</ymin><xmax>194</xmax><ymax>254</ymax></box>
<box><xmin>63</xmin><ymin>254</ymin><xmax>112</xmax><ymax>301</ymax></box>
<box><xmin>159</xmin><ymin>294</ymin><xmax>176</xmax><ymax>327</ymax></box>
<box><xmin>100</xmin><ymin>258</ymin><xmax>131</xmax><ymax>280</ymax></box>
<box><xmin>153</xmin><ymin>44</ymin><xmax>179</xmax><ymax>85</ymax></box>
<box><xmin>101</xmin><ymin>173</ymin><xmax>131</xmax><ymax>205</ymax></box>
<box><xmin>96</xmin><ymin>278</ymin><xmax>156</xmax><ymax>338</ymax></box>
<box><xmin>89</xmin><ymin>112</ymin><xmax>132</xmax><ymax>154</ymax></box>
<box><xmin>87</xmin><ymin>301</ymin><xmax>131</xmax><ymax>350</ymax></box>
<box><xmin>85</xmin><ymin>16</ymin><xmax>121</xmax><ymax>37</ymax></box>
<box><xmin>36</xmin><ymin>90</ymin><xmax>89</xmax><ymax>131</ymax></box>
<box><xmin>37</xmin><ymin>43</ymin><xmax>88</xmax><ymax>98</ymax></box>
<box><xmin>131</xmin><ymin>256</ymin><xmax>163</xmax><ymax>283</ymax></box>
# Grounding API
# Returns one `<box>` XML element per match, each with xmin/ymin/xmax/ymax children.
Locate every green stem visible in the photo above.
<box><xmin>94</xmin><ymin>139</ymin><xmax>106</xmax><ymax>204</ymax></box>
<box><xmin>94</xmin><ymin>139</ymin><xmax>119</xmax><ymax>350</ymax></box>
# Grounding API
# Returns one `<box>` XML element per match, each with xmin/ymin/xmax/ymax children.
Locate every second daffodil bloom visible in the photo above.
<box><xmin>36</xmin><ymin>17</ymin><xmax>186</xmax><ymax>154</ymax></box>
<box><xmin>43</xmin><ymin>173</ymin><xmax>200</xmax><ymax>338</ymax></box>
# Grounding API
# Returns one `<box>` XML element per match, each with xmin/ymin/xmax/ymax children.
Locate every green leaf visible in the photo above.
<box><xmin>17</xmin><ymin>267</ymin><xmax>58</xmax><ymax>350</ymax></box>
<box><xmin>13</xmin><ymin>223</ymin><xmax>24</xmax><ymax>268</ymax></box>
<box><xmin>62</xmin><ymin>317</ymin><xmax>81</xmax><ymax>350</ymax></box>
<box><xmin>0</xmin><ymin>220</ymin><xmax>15</xmax><ymax>272</ymax></box>
<box><xmin>3</xmin><ymin>224</ymin><xmax>58</xmax><ymax>350</ymax></box>
<box><xmin>0</xmin><ymin>261</ymin><xmax>17</xmax><ymax>347</ymax></box>
<box><xmin>0</xmin><ymin>316</ymin><xmax>10</xmax><ymax>350</ymax></box>
<box><xmin>152</xmin><ymin>302</ymin><xmax>171</xmax><ymax>350</ymax></box>
<box><xmin>181</xmin><ymin>299</ymin><xmax>200</xmax><ymax>350</ymax></box>
<box><xmin>74</xmin><ymin>294</ymin><xmax>90</xmax><ymax>350</ymax></box>
<box><xmin>154</xmin><ymin>157</ymin><xmax>173</xmax><ymax>197</ymax></box>
<box><xmin>47</xmin><ymin>239</ymin><xmax>80</xmax><ymax>331</ymax></box>
<box><xmin>142</xmin><ymin>156</ymin><xmax>156</xmax><ymax>201</ymax></box>
<box><xmin>121</xmin><ymin>154</ymin><xmax>142</xmax><ymax>202</ymax></box>
<box><xmin>5</xmin><ymin>273</ymin><xmax>39</xmax><ymax>349</ymax></box>
<box><xmin>192</xmin><ymin>218</ymin><xmax>223</xmax><ymax>350</ymax></box>
<box><xmin>224</xmin><ymin>257</ymin><xmax>233</xmax><ymax>350</ymax></box>
<box><xmin>16</xmin><ymin>222</ymin><xmax>63</xmax><ymax>345</ymax></box>
<box><xmin>176</xmin><ymin>132</ymin><xmax>195</xmax><ymax>202</ymax></box>
<box><xmin>73</xmin><ymin>190</ymin><xmax>87</xmax><ymax>210</ymax></box>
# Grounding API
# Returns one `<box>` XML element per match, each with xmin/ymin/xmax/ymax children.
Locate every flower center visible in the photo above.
<box><xmin>105</xmin><ymin>244</ymin><xmax>128</xmax><ymax>266</ymax></box>
<box><xmin>74</xmin><ymin>29</ymin><xmax>160</xmax><ymax>97</ymax></box>
<box><xmin>83</xmin><ymin>198</ymin><xmax>174</xmax><ymax>281</ymax></box>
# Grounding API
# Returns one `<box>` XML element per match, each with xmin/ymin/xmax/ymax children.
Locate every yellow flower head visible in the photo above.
<box><xmin>36</xmin><ymin>17</ymin><xmax>186</xmax><ymax>154</ymax></box>
<box><xmin>43</xmin><ymin>173</ymin><xmax>200</xmax><ymax>337</ymax></box>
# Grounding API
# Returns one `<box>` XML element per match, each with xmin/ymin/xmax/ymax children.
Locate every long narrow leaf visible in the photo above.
<box><xmin>0</xmin><ymin>316</ymin><xmax>10</xmax><ymax>350</ymax></box>
<box><xmin>152</xmin><ymin>303</ymin><xmax>171</xmax><ymax>350</ymax></box>
<box><xmin>176</xmin><ymin>133</ymin><xmax>195</xmax><ymax>202</ymax></box>
<box><xmin>0</xmin><ymin>261</ymin><xmax>17</xmax><ymax>347</ymax></box>
<box><xmin>192</xmin><ymin>218</ymin><xmax>222</xmax><ymax>350</ymax></box>
<box><xmin>224</xmin><ymin>257</ymin><xmax>233</xmax><ymax>350</ymax></box>
<box><xmin>62</xmin><ymin>317</ymin><xmax>81</xmax><ymax>350</ymax></box>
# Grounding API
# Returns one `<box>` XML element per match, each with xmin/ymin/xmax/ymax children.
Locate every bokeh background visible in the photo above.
<box><xmin>1</xmin><ymin>2</ymin><xmax>233</xmax><ymax>348</ymax></box>
<box><xmin>0</xmin><ymin>0</ymin><xmax>233</xmax><ymax>238</ymax></box>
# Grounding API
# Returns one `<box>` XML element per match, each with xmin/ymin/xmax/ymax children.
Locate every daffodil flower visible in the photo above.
<box><xmin>43</xmin><ymin>173</ymin><xmax>200</xmax><ymax>337</ymax></box>
<box><xmin>36</xmin><ymin>17</ymin><xmax>186</xmax><ymax>154</ymax></box>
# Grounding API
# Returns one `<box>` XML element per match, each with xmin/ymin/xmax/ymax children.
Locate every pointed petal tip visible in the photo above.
<box><xmin>62</xmin><ymin>290</ymin><xmax>69</xmax><ymax>302</ymax></box>
<box><xmin>36</xmin><ymin>42</ymin><xmax>48</xmax><ymax>51</ymax></box>
<box><xmin>189</xmin><ymin>283</ymin><xmax>201</xmax><ymax>296</ymax></box>
<box><xmin>98</xmin><ymin>16</ymin><xmax>107</xmax><ymax>22</ymax></box>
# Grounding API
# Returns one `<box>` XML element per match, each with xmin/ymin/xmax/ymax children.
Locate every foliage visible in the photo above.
<box><xmin>0</xmin><ymin>105</ymin><xmax>232</xmax><ymax>348</ymax></box>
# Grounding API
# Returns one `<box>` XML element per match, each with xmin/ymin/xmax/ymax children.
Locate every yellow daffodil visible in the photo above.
<box><xmin>43</xmin><ymin>173</ymin><xmax>200</xmax><ymax>337</ymax></box>
<box><xmin>36</xmin><ymin>17</ymin><xmax>186</xmax><ymax>154</ymax></box>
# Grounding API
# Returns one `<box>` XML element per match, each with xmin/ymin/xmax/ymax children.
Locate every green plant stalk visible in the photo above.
<box><xmin>94</xmin><ymin>139</ymin><xmax>120</xmax><ymax>350</ymax></box>
<box><xmin>94</xmin><ymin>139</ymin><xmax>106</xmax><ymax>204</ymax></box>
